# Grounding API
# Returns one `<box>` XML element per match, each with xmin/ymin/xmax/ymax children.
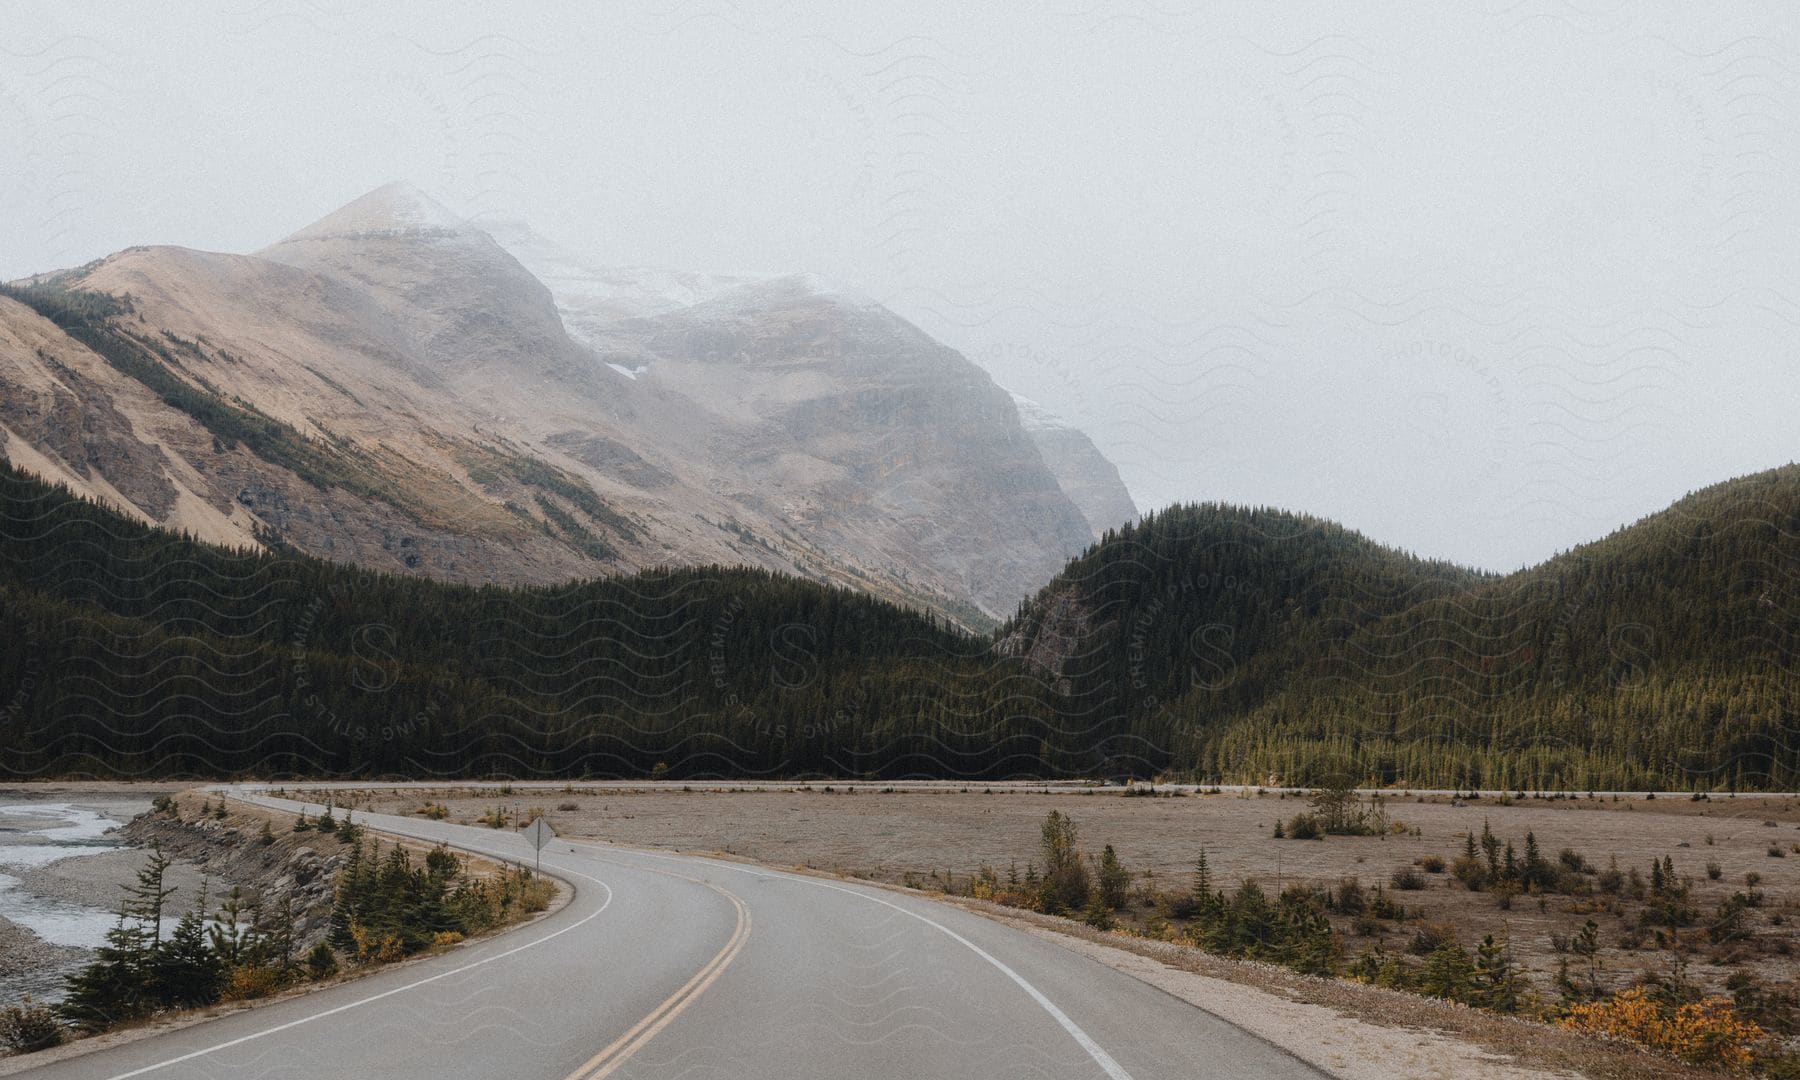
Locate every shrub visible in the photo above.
<box><xmin>514</xmin><ymin>875</ymin><xmax>556</xmax><ymax>915</ymax></box>
<box><xmin>1561</xmin><ymin>987</ymin><xmax>1766</xmax><ymax>1071</ymax></box>
<box><xmin>1286</xmin><ymin>813</ymin><xmax>1322</xmax><ymax>840</ymax></box>
<box><xmin>1391</xmin><ymin>867</ymin><xmax>1427</xmax><ymax>890</ymax></box>
<box><xmin>305</xmin><ymin>942</ymin><xmax>339</xmax><ymax>981</ymax></box>
<box><xmin>431</xmin><ymin>931</ymin><xmax>466</xmax><ymax>948</ymax></box>
<box><xmin>0</xmin><ymin>999</ymin><xmax>63</xmax><ymax>1054</ymax></box>
<box><xmin>221</xmin><ymin>964</ymin><xmax>280</xmax><ymax>1001</ymax></box>
<box><xmin>350</xmin><ymin>925</ymin><xmax>406</xmax><ymax>965</ymax></box>
<box><xmin>1083</xmin><ymin>893</ymin><xmax>1116</xmax><ymax>930</ymax></box>
<box><xmin>1036</xmin><ymin>811</ymin><xmax>1090</xmax><ymax>915</ymax></box>
<box><xmin>1417</xmin><ymin>855</ymin><xmax>1446</xmax><ymax>874</ymax></box>
<box><xmin>1409</xmin><ymin>921</ymin><xmax>1458</xmax><ymax>956</ymax></box>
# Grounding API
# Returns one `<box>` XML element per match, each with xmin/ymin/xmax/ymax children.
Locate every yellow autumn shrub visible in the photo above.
<box><xmin>221</xmin><ymin>964</ymin><xmax>280</xmax><ymax>1001</ymax></box>
<box><xmin>1562</xmin><ymin>987</ymin><xmax>1766</xmax><ymax>1072</ymax></box>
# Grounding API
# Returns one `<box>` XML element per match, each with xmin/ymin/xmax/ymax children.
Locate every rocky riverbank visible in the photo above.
<box><xmin>119</xmin><ymin>811</ymin><xmax>349</xmax><ymax>953</ymax></box>
<box><xmin>0</xmin><ymin>798</ymin><xmax>350</xmax><ymax>1007</ymax></box>
<box><xmin>0</xmin><ymin>915</ymin><xmax>87</xmax><ymax>982</ymax></box>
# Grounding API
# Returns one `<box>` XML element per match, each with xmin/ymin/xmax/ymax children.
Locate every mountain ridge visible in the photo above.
<box><xmin>0</xmin><ymin>182</ymin><xmax>1137</xmax><ymax>622</ymax></box>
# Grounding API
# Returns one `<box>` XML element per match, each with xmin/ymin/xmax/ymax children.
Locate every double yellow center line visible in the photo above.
<box><xmin>563</xmin><ymin>873</ymin><xmax>752</xmax><ymax>1080</ymax></box>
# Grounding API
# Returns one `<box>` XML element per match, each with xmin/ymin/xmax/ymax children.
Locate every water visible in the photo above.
<box><xmin>0</xmin><ymin>796</ymin><xmax>150</xmax><ymax>1004</ymax></box>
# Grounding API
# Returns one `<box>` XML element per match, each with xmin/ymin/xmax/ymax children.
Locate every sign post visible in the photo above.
<box><xmin>522</xmin><ymin>817</ymin><xmax>555</xmax><ymax>873</ymax></box>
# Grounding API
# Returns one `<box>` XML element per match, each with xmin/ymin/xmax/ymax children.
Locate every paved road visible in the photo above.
<box><xmin>18</xmin><ymin>787</ymin><xmax>1323</xmax><ymax>1080</ymax></box>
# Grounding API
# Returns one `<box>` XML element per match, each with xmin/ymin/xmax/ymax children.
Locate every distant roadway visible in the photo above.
<box><xmin>16</xmin><ymin>785</ymin><xmax>1324</xmax><ymax>1080</ymax></box>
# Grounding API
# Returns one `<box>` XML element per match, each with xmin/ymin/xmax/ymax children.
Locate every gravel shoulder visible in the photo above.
<box><xmin>948</xmin><ymin>902</ymin><xmax>1705</xmax><ymax>1080</ymax></box>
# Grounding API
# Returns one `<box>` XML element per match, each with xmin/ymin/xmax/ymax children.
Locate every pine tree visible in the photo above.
<box><xmin>1473</xmin><ymin>933</ymin><xmax>1520</xmax><ymax>1013</ymax></box>
<box><xmin>1082</xmin><ymin>890</ymin><xmax>1115</xmax><ymax>930</ymax></box>
<box><xmin>1097</xmin><ymin>846</ymin><xmax>1130</xmax><ymax>910</ymax></box>
<box><xmin>1192</xmin><ymin>849</ymin><xmax>1215</xmax><ymax>908</ymax></box>
<box><xmin>122</xmin><ymin>847</ymin><xmax>175</xmax><ymax>947</ymax></box>
<box><xmin>330</xmin><ymin>838</ymin><xmax>368</xmax><ymax>951</ymax></box>
<box><xmin>1419</xmin><ymin>942</ymin><xmax>1476</xmax><ymax>1003</ymax></box>
<box><xmin>208</xmin><ymin>886</ymin><xmax>251</xmax><ymax>966</ymax></box>
<box><xmin>1522</xmin><ymin>832</ymin><xmax>1550</xmax><ymax>891</ymax></box>
<box><xmin>152</xmin><ymin>887</ymin><xmax>223</xmax><ymax>1008</ymax></box>
<box><xmin>57</xmin><ymin>915</ymin><xmax>152</xmax><ymax>1031</ymax></box>
<box><xmin>260</xmin><ymin>894</ymin><xmax>298</xmax><ymax>974</ymax></box>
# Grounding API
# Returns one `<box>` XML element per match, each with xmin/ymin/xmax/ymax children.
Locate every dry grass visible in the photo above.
<box><xmin>345</xmin><ymin>784</ymin><xmax>1800</xmax><ymax>1015</ymax></box>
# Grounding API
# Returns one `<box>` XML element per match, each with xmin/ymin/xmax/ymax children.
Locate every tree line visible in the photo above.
<box><xmin>0</xmin><ymin>427</ymin><xmax>1794</xmax><ymax>786</ymax></box>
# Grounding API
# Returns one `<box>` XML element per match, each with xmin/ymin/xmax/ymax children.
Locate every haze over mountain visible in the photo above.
<box><xmin>0</xmin><ymin>182</ymin><xmax>1135</xmax><ymax>621</ymax></box>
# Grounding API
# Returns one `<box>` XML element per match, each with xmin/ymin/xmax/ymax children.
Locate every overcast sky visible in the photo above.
<box><xmin>4</xmin><ymin>2</ymin><xmax>1796</xmax><ymax>571</ymax></box>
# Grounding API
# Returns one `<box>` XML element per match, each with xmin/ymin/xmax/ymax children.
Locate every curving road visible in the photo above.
<box><xmin>17</xmin><ymin>787</ymin><xmax>1324</xmax><ymax>1080</ymax></box>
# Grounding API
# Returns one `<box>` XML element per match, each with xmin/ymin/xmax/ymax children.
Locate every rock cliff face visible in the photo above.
<box><xmin>1010</xmin><ymin>393</ymin><xmax>1139</xmax><ymax>539</ymax></box>
<box><xmin>590</xmin><ymin>276</ymin><xmax>1097</xmax><ymax>614</ymax></box>
<box><xmin>123</xmin><ymin>813</ymin><xmax>348</xmax><ymax>954</ymax></box>
<box><xmin>0</xmin><ymin>182</ymin><xmax>1131</xmax><ymax>620</ymax></box>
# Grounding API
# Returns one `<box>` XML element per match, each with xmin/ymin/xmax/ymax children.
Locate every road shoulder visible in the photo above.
<box><xmin>945</xmin><ymin>900</ymin><xmax>1707</xmax><ymax>1080</ymax></box>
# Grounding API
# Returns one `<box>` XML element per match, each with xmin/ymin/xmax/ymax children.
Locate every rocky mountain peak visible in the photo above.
<box><xmin>275</xmin><ymin>181</ymin><xmax>475</xmax><ymax>244</ymax></box>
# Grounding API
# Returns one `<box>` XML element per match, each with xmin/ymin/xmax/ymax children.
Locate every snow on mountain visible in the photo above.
<box><xmin>480</xmin><ymin>219</ymin><xmax>761</xmax><ymax>327</ymax></box>
<box><xmin>1008</xmin><ymin>391</ymin><xmax>1139</xmax><ymax>539</ymax></box>
<box><xmin>278</xmin><ymin>181</ymin><xmax>474</xmax><ymax>242</ymax></box>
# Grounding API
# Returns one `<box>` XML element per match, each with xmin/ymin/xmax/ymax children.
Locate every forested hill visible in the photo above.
<box><xmin>0</xmin><ymin>462</ymin><xmax>1055</xmax><ymax>778</ymax></box>
<box><xmin>2</xmin><ymin>458</ymin><xmax>1795</xmax><ymax>787</ymax></box>
<box><xmin>1002</xmin><ymin>466</ymin><xmax>1799</xmax><ymax>790</ymax></box>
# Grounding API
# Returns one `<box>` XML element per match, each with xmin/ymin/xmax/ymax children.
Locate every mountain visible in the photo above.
<box><xmin>0</xmin><ymin>182</ymin><xmax>1120</xmax><ymax>622</ymax></box>
<box><xmin>999</xmin><ymin>465</ymin><xmax>1800</xmax><ymax>789</ymax></box>
<box><xmin>487</xmin><ymin>219</ymin><xmax>1138</xmax><ymax>543</ymax></box>
<box><xmin>256</xmin><ymin>182</ymin><xmax>597</xmax><ymax>395</ymax></box>
<box><xmin>579</xmin><ymin>274</ymin><xmax>1097</xmax><ymax>614</ymax></box>
<box><xmin>1009</xmin><ymin>393</ymin><xmax>1138</xmax><ymax>538</ymax></box>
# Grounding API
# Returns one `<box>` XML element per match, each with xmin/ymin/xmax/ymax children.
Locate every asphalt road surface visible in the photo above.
<box><xmin>18</xmin><ymin>787</ymin><xmax>1325</xmax><ymax>1080</ymax></box>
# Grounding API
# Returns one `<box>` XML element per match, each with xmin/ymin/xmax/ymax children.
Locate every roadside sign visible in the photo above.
<box><xmin>522</xmin><ymin>817</ymin><xmax>554</xmax><ymax>871</ymax></box>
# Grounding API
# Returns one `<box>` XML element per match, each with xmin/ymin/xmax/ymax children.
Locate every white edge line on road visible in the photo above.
<box><xmin>621</xmin><ymin>848</ymin><xmax>1136</xmax><ymax>1080</ymax></box>
<box><xmin>99</xmin><ymin>800</ymin><xmax>614</xmax><ymax>1080</ymax></box>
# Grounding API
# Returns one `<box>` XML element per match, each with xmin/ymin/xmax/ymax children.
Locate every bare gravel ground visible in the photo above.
<box><xmin>0</xmin><ymin>915</ymin><xmax>87</xmax><ymax>980</ymax></box>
